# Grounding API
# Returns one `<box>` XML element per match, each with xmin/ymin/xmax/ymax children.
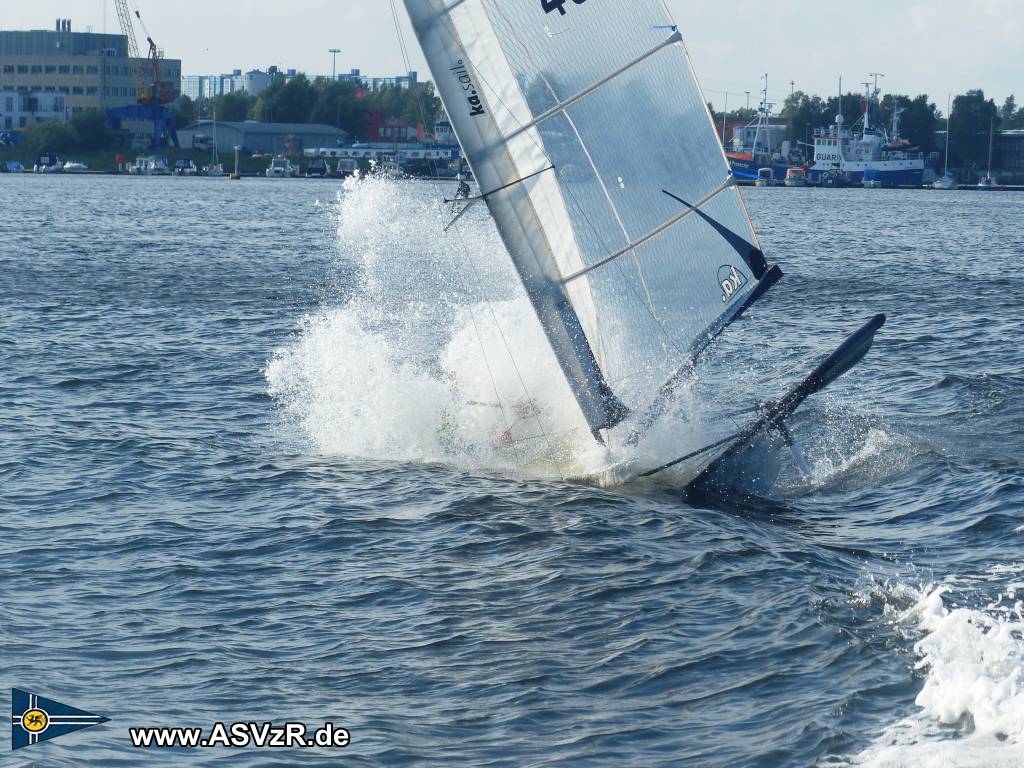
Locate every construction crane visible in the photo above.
<box><xmin>108</xmin><ymin>0</ymin><xmax>179</xmax><ymax>148</ymax></box>
<box><xmin>113</xmin><ymin>0</ymin><xmax>174</xmax><ymax>105</ymax></box>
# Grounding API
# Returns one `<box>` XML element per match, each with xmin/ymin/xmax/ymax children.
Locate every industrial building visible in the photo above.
<box><xmin>0</xmin><ymin>21</ymin><xmax>181</xmax><ymax>117</ymax></box>
<box><xmin>177</xmin><ymin>121</ymin><xmax>350</xmax><ymax>156</ymax></box>
<box><xmin>0</xmin><ymin>90</ymin><xmax>66</xmax><ymax>130</ymax></box>
<box><xmin>998</xmin><ymin>130</ymin><xmax>1024</xmax><ymax>174</ymax></box>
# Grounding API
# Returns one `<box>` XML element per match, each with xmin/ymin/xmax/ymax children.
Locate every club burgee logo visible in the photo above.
<box><xmin>11</xmin><ymin>689</ymin><xmax>109</xmax><ymax>750</ymax></box>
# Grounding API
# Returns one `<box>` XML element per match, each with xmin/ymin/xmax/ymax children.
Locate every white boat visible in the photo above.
<box><xmin>63</xmin><ymin>161</ymin><xmax>89</xmax><ymax>173</ymax></box>
<box><xmin>265</xmin><ymin>157</ymin><xmax>295</xmax><ymax>178</ymax></box>
<box><xmin>933</xmin><ymin>95</ymin><xmax>958</xmax><ymax>190</ymax></box>
<box><xmin>784</xmin><ymin>167</ymin><xmax>809</xmax><ymax>187</ymax></box>
<box><xmin>173</xmin><ymin>159</ymin><xmax>198</xmax><ymax>176</ymax></box>
<box><xmin>337</xmin><ymin>159</ymin><xmax>358</xmax><ymax>178</ymax></box>
<box><xmin>977</xmin><ymin>117</ymin><xmax>1000</xmax><ymax>191</ymax></box>
<box><xmin>402</xmin><ymin>0</ymin><xmax>887</xmax><ymax>493</ymax></box>
<box><xmin>127</xmin><ymin>156</ymin><xmax>171</xmax><ymax>176</ymax></box>
<box><xmin>755</xmin><ymin>167</ymin><xmax>774</xmax><ymax>187</ymax></box>
<box><xmin>810</xmin><ymin>77</ymin><xmax>924</xmax><ymax>187</ymax></box>
<box><xmin>201</xmin><ymin>111</ymin><xmax>227</xmax><ymax>177</ymax></box>
<box><xmin>33</xmin><ymin>154</ymin><xmax>63</xmax><ymax>173</ymax></box>
<box><xmin>305</xmin><ymin>157</ymin><xmax>331</xmax><ymax>178</ymax></box>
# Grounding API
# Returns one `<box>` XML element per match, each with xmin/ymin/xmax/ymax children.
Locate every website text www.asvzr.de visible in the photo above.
<box><xmin>128</xmin><ymin>722</ymin><xmax>351</xmax><ymax>749</ymax></box>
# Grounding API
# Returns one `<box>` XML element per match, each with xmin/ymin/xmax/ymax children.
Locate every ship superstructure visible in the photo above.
<box><xmin>810</xmin><ymin>77</ymin><xmax>924</xmax><ymax>187</ymax></box>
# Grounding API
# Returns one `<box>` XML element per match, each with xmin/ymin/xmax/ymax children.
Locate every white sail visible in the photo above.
<box><xmin>403</xmin><ymin>0</ymin><xmax>778</xmax><ymax>441</ymax></box>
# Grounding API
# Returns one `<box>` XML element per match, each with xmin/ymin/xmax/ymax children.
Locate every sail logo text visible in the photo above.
<box><xmin>719</xmin><ymin>265</ymin><xmax>747</xmax><ymax>303</ymax></box>
<box><xmin>451</xmin><ymin>61</ymin><xmax>486</xmax><ymax>118</ymax></box>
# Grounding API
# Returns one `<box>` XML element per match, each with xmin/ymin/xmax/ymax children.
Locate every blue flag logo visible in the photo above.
<box><xmin>11</xmin><ymin>689</ymin><xmax>109</xmax><ymax>750</ymax></box>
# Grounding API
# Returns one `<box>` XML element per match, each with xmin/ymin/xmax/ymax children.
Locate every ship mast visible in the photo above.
<box><xmin>751</xmin><ymin>73</ymin><xmax>770</xmax><ymax>156</ymax></box>
<box><xmin>943</xmin><ymin>94</ymin><xmax>951</xmax><ymax>176</ymax></box>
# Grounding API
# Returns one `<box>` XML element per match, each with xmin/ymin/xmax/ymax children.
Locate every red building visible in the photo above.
<box><xmin>365</xmin><ymin>111</ymin><xmax>420</xmax><ymax>143</ymax></box>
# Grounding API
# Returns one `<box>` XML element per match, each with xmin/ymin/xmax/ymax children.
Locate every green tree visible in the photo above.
<box><xmin>20</xmin><ymin>120</ymin><xmax>79</xmax><ymax>154</ymax></box>
<box><xmin>823</xmin><ymin>92</ymin><xmax>869</xmax><ymax>133</ymax></box>
<box><xmin>212</xmin><ymin>91</ymin><xmax>252</xmax><ymax>122</ymax></box>
<box><xmin>309</xmin><ymin>80</ymin><xmax>369</xmax><ymax>135</ymax></box>
<box><xmin>70</xmin><ymin>109</ymin><xmax>113</xmax><ymax>150</ymax></box>
<box><xmin>175</xmin><ymin>94</ymin><xmax>196</xmax><ymax>129</ymax></box>
<box><xmin>780</xmin><ymin>91</ymin><xmax>829</xmax><ymax>143</ymax></box>
<box><xmin>400</xmin><ymin>82</ymin><xmax>442</xmax><ymax>126</ymax></box>
<box><xmin>880</xmin><ymin>94</ymin><xmax>938</xmax><ymax>153</ymax></box>
<box><xmin>1001</xmin><ymin>95</ymin><xmax>1016</xmax><ymax>123</ymax></box>
<box><xmin>254</xmin><ymin>75</ymin><xmax>317</xmax><ymax>123</ymax></box>
<box><xmin>949</xmin><ymin>89</ymin><xmax>1000</xmax><ymax>169</ymax></box>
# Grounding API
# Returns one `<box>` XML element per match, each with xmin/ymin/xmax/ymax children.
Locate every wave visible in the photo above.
<box><xmin>833</xmin><ymin>571</ymin><xmax>1024</xmax><ymax>767</ymax></box>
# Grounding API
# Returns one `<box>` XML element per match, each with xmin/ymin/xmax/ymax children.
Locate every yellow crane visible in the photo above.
<box><xmin>113</xmin><ymin>0</ymin><xmax>173</xmax><ymax>105</ymax></box>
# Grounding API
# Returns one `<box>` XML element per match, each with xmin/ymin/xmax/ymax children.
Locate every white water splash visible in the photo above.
<box><xmin>265</xmin><ymin>173</ymin><xmax>826</xmax><ymax>488</ymax></box>
<box><xmin>842</xmin><ymin>579</ymin><xmax>1024</xmax><ymax>768</ymax></box>
<box><xmin>265</xmin><ymin>173</ymin><xmax>606</xmax><ymax>478</ymax></box>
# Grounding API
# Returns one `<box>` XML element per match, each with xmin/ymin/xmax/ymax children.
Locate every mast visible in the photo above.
<box><xmin>212</xmin><ymin>108</ymin><xmax>219</xmax><ymax>165</ymax></box>
<box><xmin>752</xmin><ymin>73</ymin><xmax>768</xmax><ymax>156</ymax></box>
<box><xmin>943</xmin><ymin>94</ymin><xmax>951</xmax><ymax>176</ymax></box>
<box><xmin>987</xmin><ymin>116</ymin><xmax>995</xmax><ymax>177</ymax></box>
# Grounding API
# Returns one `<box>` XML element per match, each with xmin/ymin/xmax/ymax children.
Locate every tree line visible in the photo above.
<box><xmin>176</xmin><ymin>74</ymin><xmax>443</xmax><ymax>141</ymax></box>
<box><xmin>715</xmin><ymin>89</ymin><xmax>1022</xmax><ymax>169</ymax></box>
<box><xmin>17</xmin><ymin>110</ymin><xmax>113</xmax><ymax>155</ymax></box>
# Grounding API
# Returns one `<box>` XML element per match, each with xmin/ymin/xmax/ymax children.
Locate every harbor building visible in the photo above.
<box><xmin>0</xmin><ymin>21</ymin><xmax>181</xmax><ymax>117</ymax></box>
<box><xmin>177</xmin><ymin>120</ymin><xmax>350</xmax><ymax>156</ymax></box>
<box><xmin>0</xmin><ymin>89</ymin><xmax>66</xmax><ymax>130</ymax></box>
<box><xmin>998</xmin><ymin>130</ymin><xmax>1024</xmax><ymax>174</ymax></box>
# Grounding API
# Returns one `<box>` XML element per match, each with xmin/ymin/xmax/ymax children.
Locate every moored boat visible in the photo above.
<box><xmin>755</xmin><ymin>167</ymin><xmax>775</xmax><ymax>187</ymax></box>
<box><xmin>784</xmin><ymin>167</ymin><xmax>810</xmax><ymax>187</ymax></box>
<box><xmin>809</xmin><ymin>77</ymin><xmax>924</xmax><ymax>188</ymax></box>
<box><xmin>265</xmin><ymin>157</ymin><xmax>295</xmax><ymax>178</ymax></box>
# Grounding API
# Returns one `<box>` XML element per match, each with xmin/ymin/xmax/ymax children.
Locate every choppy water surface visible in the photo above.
<box><xmin>1</xmin><ymin>174</ymin><xmax>1022</xmax><ymax>767</ymax></box>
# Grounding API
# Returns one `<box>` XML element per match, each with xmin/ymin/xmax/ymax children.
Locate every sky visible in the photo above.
<box><xmin>3</xmin><ymin>1</ymin><xmax>1021</xmax><ymax>111</ymax></box>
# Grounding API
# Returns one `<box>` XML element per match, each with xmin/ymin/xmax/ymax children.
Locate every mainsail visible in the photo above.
<box><xmin>404</xmin><ymin>0</ymin><xmax>779</xmax><ymax>442</ymax></box>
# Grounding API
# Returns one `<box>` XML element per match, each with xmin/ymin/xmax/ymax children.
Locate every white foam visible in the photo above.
<box><xmin>265</xmin><ymin>172</ymin><xmax>608</xmax><ymax>478</ymax></box>
<box><xmin>844</xmin><ymin>583</ymin><xmax>1024</xmax><ymax>767</ymax></box>
<box><xmin>807</xmin><ymin>427</ymin><xmax>897</xmax><ymax>487</ymax></box>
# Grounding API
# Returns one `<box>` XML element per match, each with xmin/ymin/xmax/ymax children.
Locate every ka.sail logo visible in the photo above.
<box><xmin>11</xmin><ymin>689</ymin><xmax>109</xmax><ymax>750</ymax></box>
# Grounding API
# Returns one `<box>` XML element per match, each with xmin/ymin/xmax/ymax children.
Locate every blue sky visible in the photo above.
<box><xmin>3</xmin><ymin>1</ymin><xmax>1020</xmax><ymax>110</ymax></box>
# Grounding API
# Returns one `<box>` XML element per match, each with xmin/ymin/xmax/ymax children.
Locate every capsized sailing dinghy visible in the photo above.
<box><xmin>402</xmin><ymin>0</ymin><xmax>884</xmax><ymax>491</ymax></box>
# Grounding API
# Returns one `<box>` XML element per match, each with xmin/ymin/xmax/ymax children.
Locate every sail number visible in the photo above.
<box><xmin>542</xmin><ymin>0</ymin><xmax>587</xmax><ymax>16</ymax></box>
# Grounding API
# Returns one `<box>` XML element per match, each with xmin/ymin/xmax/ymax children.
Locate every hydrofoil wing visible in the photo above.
<box><xmin>638</xmin><ymin>314</ymin><xmax>887</xmax><ymax>484</ymax></box>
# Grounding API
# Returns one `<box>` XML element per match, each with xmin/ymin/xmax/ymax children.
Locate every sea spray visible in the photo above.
<box><xmin>266</xmin><ymin>172</ymin><xmax>603</xmax><ymax>477</ymax></box>
<box><xmin>842</xmin><ymin>579</ymin><xmax>1024</xmax><ymax>767</ymax></box>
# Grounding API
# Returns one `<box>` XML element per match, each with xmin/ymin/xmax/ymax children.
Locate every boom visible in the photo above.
<box><xmin>113</xmin><ymin>0</ymin><xmax>173</xmax><ymax>105</ymax></box>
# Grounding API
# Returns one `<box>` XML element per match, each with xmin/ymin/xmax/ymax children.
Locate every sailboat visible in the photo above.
<box><xmin>933</xmin><ymin>95</ymin><xmax>958</xmax><ymax>190</ymax></box>
<box><xmin>401</xmin><ymin>0</ymin><xmax>885</xmax><ymax>493</ymax></box>
<box><xmin>203</xmin><ymin>110</ymin><xmax>226</xmax><ymax>177</ymax></box>
<box><xmin>978</xmin><ymin>117</ymin><xmax>1000</xmax><ymax>191</ymax></box>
